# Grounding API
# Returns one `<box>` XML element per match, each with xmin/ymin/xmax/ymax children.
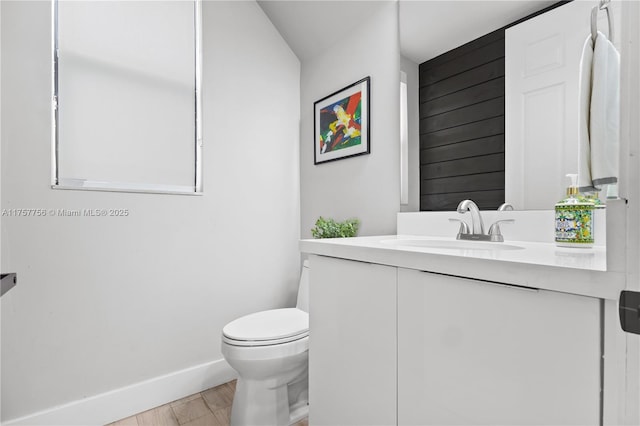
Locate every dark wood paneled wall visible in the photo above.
<box><xmin>419</xmin><ymin>29</ymin><xmax>505</xmax><ymax>211</ymax></box>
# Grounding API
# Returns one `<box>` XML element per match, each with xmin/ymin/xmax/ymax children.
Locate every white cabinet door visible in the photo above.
<box><xmin>308</xmin><ymin>255</ymin><xmax>397</xmax><ymax>426</ymax></box>
<box><xmin>398</xmin><ymin>268</ymin><xmax>601</xmax><ymax>425</ymax></box>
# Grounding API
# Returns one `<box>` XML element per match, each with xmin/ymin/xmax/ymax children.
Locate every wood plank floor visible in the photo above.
<box><xmin>106</xmin><ymin>380</ymin><xmax>309</xmax><ymax>426</ymax></box>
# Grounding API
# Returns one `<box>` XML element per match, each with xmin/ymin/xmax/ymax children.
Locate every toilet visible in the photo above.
<box><xmin>221</xmin><ymin>261</ymin><xmax>310</xmax><ymax>426</ymax></box>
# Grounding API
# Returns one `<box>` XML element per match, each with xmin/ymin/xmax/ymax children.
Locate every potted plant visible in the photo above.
<box><xmin>311</xmin><ymin>217</ymin><xmax>360</xmax><ymax>239</ymax></box>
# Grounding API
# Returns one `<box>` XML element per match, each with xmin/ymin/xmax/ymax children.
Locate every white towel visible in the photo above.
<box><xmin>578</xmin><ymin>31</ymin><xmax>620</xmax><ymax>193</ymax></box>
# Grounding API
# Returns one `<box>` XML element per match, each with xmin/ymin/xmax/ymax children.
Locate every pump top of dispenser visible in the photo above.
<box><xmin>565</xmin><ymin>174</ymin><xmax>579</xmax><ymax>197</ymax></box>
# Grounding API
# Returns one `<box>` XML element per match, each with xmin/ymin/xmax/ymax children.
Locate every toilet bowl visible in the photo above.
<box><xmin>221</xmin><ymin>262</ymin><xmax>310</xmax><ymax>426</ymax></box>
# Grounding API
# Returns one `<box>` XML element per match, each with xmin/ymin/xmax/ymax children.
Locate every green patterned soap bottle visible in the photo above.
<box><xmin>555</xmin><ymin>174</ymin><xmax>594</xmax><ymax>248</ymax></box>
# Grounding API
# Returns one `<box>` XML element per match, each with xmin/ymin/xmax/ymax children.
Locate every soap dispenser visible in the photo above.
<box><xmin>555</xmin><ymin>174</ymin><xmax>594</xmax><ymax>247</ymax></box>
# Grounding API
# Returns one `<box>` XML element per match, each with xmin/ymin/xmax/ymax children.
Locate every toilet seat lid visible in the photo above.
<box><xmin>222</xmin><ymin>308</ymin><xmax>309</xmax><ymax>343</ymax></box>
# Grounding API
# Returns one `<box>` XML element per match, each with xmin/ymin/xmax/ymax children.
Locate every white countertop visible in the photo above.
<box><xmin>300</xmin><ymin>235</ymin><xmax>624</xmax><ymax>300</ymax></box>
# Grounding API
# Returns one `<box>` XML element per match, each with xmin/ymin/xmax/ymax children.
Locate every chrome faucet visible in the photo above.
<box><xmin>451</xmin><ymin>199</ymin><xmax>514</xmax><ymax>242</ymax></box>
<box><xmin>457</xmin><ymin>199</ymin><xmax>485</xmax><ymax>235</ymax></box>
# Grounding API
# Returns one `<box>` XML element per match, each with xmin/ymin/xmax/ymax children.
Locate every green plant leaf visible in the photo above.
<box><xmin>311</xmin><ymin>217</ymin><xmax>360</xmax><ymax>239</ymax></box>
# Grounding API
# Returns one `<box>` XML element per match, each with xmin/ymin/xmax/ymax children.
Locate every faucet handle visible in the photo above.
<box><xmin>449</xmin><ymin>218</ymin><xmax>470</xmax><ymax>236</ymax></box>
<box><xmin>488</xmin><ymin>219</ymin><xmax>515</xmax><ymax>242</ymax></box>
<box><xmin>498</xmin><ymin>203</ymin><xmax>514</xmax><ymax>211</ymax></box>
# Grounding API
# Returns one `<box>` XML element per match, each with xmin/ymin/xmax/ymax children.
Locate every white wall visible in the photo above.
<box><xmin>299</xmin><ymin>2</ymin><xmax>400</xmax><ymax>238</ymax></box>
<box><xmin>0</xmin><ymin>1</ymin><xmax>300</xmax><ymax>423</ymax></box>
<box><xmin>400</xmin><ymin>55</ymin><xmax>420</xmax><ymax>212</ymax></box>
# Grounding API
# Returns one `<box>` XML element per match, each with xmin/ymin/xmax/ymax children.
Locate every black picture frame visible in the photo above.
<box><xmin>313</xmin><ymin>77</ymin><xmax>370</xmax><ymax>165</ymax></box>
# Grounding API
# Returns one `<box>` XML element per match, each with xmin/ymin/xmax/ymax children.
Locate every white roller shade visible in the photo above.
<box><xmin>55</xmin><ymin>0</ymin><xmax>200</xmax><ymax>193</ymax></box>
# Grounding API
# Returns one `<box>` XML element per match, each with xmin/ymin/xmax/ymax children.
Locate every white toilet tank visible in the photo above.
<box><xmin>295</xmin><ymin>260</ymin><xmax>310</xmax><ymax>313</ymax></box>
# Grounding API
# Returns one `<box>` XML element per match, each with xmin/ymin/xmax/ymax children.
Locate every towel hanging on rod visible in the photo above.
<box><xmin>591</xmin><ymin>0</ymin><xmax>614</xmax><ymax>43</ymax></box>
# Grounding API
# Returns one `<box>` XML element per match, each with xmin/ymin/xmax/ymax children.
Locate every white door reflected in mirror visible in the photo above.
<box><xmin>505</xmin><ymin>0</ymin><xmax>620</xmax><ymax>210</ymax></box>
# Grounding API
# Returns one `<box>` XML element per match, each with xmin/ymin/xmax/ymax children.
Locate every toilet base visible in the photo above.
<box><xmin>289</xmin><ymin>399</ymin><xmax>309</xmax><ymax>425</ymax></box>
<box><xmin>230</xmin><ymin>374</ymin><xmax>309</xmax><ymax>426</ymax></box>
<box><xmin>288</xmin><ymin>376</ymin><xmax>309</xmax><ymax>424</ymax></box>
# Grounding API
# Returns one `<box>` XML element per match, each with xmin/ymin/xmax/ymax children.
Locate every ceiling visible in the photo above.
<box><xmin>258</xmin><ymin>0</ymin><xmax>557</xmax><ymax>64</ymax></box>
<box><xmin>257</xmin><ymin>1</ymin><xmax>391</xmax><ymax>62</ymax></box>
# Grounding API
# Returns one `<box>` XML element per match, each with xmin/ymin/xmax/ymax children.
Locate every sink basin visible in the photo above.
<box><xmin>380</xmin><ymin>238</ymin><xmax>524</xmax><ymax>251</ymax></box>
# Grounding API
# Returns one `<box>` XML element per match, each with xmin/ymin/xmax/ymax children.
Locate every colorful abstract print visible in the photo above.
<box><xmin>319</xmin><ymin>92</ymin><xmax>362</xmax><ymax>154</ymax></box>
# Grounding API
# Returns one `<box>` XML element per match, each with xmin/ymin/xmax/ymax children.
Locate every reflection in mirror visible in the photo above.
<box><xmin>53</xmin><ymin>0</ymin><xmax>202</xmax><ymax>194</ymax></box>
<box><xmin>506</xmin><ymin>0</ymin><xmax>620</xmax><ymax>209</ymax></box>
<box><xmin>399</xmin><ymin>1</ymin><xmax>621</xmax><ymax>211</ymax></box>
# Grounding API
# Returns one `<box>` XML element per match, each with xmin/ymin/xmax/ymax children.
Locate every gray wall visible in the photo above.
<box><xmin>299</xmin><ymin>2</ymin><xmax>401</xmax><ymax>238</ymax></box>
<box><xmin>0</xmin><ymin>1</ymin><xmax>300</xmax><ymax>421</ymax></box>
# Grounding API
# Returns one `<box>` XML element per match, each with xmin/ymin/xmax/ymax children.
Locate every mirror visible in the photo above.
<box><xmin>399</xmin><ymin>0</ymin><xmax>621</xmax><ymax>211</ymax></box>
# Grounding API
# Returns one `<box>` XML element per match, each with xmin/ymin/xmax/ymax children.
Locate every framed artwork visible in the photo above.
<box><xmin>314</xmin><ymin>77</ymin><xmax>370</xmax><ymax>165</ymax></box>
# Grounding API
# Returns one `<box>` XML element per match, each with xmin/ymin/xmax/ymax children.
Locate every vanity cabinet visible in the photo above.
<box><xmin>309</xmin><ymin>255</ymin><xmax>603</xmax><ymax>425</ymax></box>
<box><xmin>308</xmin><ymin>255</ymin><xmax>397</xmax><ymax>425</ymax></box>
<box><xmin>397</xmin><ymin>268</ymin><xmax>601</xmax><ymax>425</ymax></box>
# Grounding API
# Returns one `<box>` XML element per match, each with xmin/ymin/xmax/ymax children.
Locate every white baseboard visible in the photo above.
<box><xmin>3</xmin><ymin>359</ymin><xmax>237</xmax><ymax>426</ymax></box>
